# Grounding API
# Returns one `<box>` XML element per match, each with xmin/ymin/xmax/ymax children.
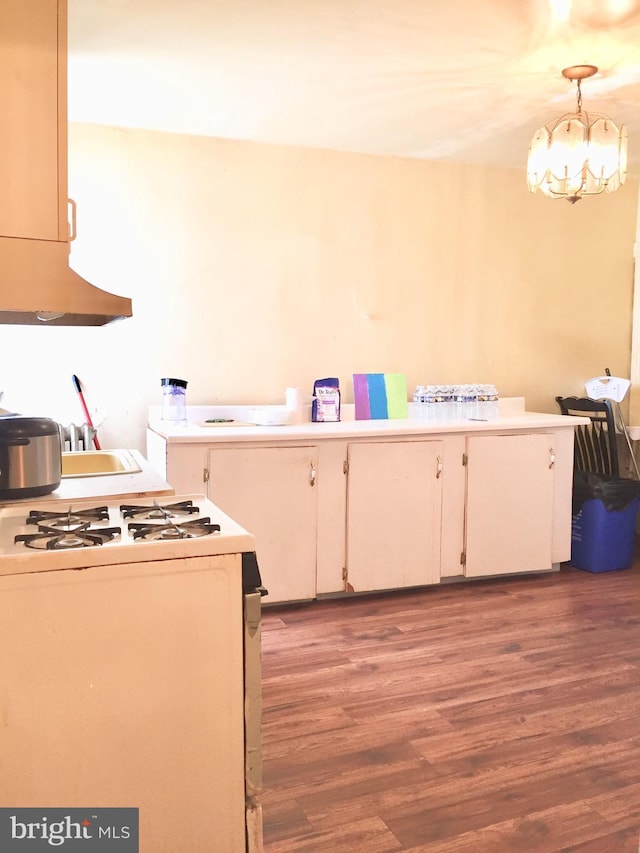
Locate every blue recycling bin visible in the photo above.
<box><xmin>570</xmin><ymin>471</ymin><xmax>640</xmax><ymax>573</ymax></box>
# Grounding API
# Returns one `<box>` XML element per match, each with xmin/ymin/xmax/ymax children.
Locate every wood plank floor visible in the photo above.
<box><xmin>260</xmin><ymin>562</ymin><xmax>640</xmax><ymax>852</ymax></box>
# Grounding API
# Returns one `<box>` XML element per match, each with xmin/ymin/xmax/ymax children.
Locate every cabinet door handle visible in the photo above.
<box><xmin>309</xmin><ymin>462</ymin><xmax>316</xmax><ymax>486</ymax></box>
<box><xmin>68</xmin><ymin>198</ymin><xmax>77</xmax><ymax>242</ymax></box>
<box><xmin>436</xmin><ymin>455</ymin><xmax>443</xmax><ymax>478</ymax></box>
<box><xmin>549</xmin><ymin>447</ymin><xmax>555</xmax><ymax>469</ymax></box>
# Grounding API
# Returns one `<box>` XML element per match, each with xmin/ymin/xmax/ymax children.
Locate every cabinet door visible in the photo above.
<box><xmin>207</xmin><ymin>446</ymin><xmax>318</xmax><ymax>604</ymax></box>
<box><xmin>345</xmin><ymin>440</ymin><xmax>443</xmax><ymax>592</ymax></box>
<box><xmin>464</xmin><ymin>433</ymin><xmax>554</xmax><ymax>577</ymax></box>
<box><xmin>166</xmin><ymin>443</ymin><xmax>208</xmax><ymax>495</ymax></box>
<box><xmin>0</xmin><ymin>0</ymin><xmax>66</xmax><ymax>241</ymax></box>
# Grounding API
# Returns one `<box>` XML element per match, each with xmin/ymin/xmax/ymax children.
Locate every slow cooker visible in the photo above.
<box><xmin>0</xmin><ymin>415</ymin><xmax>62</xmax><ymax>499</ymax></box>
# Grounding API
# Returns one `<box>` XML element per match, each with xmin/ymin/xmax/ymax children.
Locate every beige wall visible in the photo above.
<box><xmin>0</xmin><ymin>123</ymin><xmax>637</xmax><ymax>452</ymax></box>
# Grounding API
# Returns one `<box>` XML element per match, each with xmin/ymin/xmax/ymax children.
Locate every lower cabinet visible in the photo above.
<box><xmin>146</xmin><ymin>424</ymin><xmax>571</xmax><ymax>604</ymax></box>
<box><xmin>344</xmin><ymin>440</ymin><xmax>443</xmax><ymax>593</ymax></box>
<box><xmin>463</xmin><ymin>433</ymin><xmax>555</xmax><ymax>577</ymax></box>
<box><xmin>206</xmin><ymin>446</ymin><xmax>318</xmax><ymax>604</ymax></box>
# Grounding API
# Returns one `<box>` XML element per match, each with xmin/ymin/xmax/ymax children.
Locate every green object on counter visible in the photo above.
<box><xmin>205</xmin><ymin>418</ymin><xmax>234</xmax><ymax>423</ymax></box>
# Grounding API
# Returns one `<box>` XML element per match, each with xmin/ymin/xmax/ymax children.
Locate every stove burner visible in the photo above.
<box><xmin>120</xmin><ymin>500</ymin><xmax>201</xmax><ymax>520</ymax></box>
<box><xmin>16</xmin><ymin>522</ymin><xmax>122</xmax><ymax>550</ymax></box>
<box><xmin>26</xmin><ymin>506</ymin><xmax>110</xmax><ymax>528</ymax></box>
<box><xmin>128</xmin><ymin>517</ymin><xmax>220</xmax><ymax>541</ymax></box>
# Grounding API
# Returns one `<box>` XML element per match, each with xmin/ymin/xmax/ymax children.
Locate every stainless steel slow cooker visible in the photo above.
<box><xmin>0</xmin><ymin>415</ymin><xmax>62</xmax><ymax>499</ymax></box>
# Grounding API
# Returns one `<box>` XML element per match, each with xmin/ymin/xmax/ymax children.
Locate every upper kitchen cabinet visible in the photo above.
<box><xmin>0</xmin><ymin>0</ymin><xmax>68</xmax><ymax>242</ymax></box>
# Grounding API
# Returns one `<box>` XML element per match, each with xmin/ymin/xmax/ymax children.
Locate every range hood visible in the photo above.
<box><xmin>0</xmin><ymin>236</ymin><xmax>132</xmax><ymax>327</ymax></box>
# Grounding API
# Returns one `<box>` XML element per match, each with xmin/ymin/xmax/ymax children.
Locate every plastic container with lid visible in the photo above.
<box><xmin>161</xmin><ymin>378</ymin><xmax>188</xmax><ymax>423</ymax></box>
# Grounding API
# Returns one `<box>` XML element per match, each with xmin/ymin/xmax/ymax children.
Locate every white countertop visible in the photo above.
<box><xmin>148</xmin><ymin>400</ymin><xmax>589</xmax><ymax>444</ymax></box>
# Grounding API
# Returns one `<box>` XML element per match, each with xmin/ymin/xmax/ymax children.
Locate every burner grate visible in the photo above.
<box><xmin>128</xmin><ymin>517</ymin><xmax>220</xmax><ymax>541</ymax></box>
<box><xmin>10</xmin><ymin>496</ymin><xmax>224</xmax><ymax>552</ymax></box>
<box><xmin>120</xmin><ymin>500</ymin><xmax>200</xmax><ymax>520</ymax></box>
<box><xmin>16</xmin><ymin>522</ymin><xmax>122</xmax><ymax>550</ymax></box>
<box><xmin>26</xmin><ymin>506</ymin><xmax>110</xmax><ymax>527</ymax></box>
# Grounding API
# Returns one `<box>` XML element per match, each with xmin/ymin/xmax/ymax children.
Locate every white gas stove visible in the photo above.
<box><xmin>0</xmin><ymin>493</ymin><xmax>255</xmax><ymax>577</ymax></box>
<box><xmin>0</xmin><ymin>491</ymin><xmax>264</xmax><ymax>851</ymax></box>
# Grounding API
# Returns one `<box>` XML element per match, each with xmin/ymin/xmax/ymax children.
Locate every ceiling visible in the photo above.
<box><xmin>67</xmin><ymin>0</ymin><xmax>640</xmax><ymax>177</ymax></box>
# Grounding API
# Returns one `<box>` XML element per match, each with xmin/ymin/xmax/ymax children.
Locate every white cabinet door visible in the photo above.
<box><xmin>345</xmin><ymin>440</ymin><xmax>443</xmax><ymax>593</ymax></box>
<box><xmin>207</xmin><ymin>446</ymin><xmax>318</xmax><ymax>604</ymax></box>
<box><xmin>146</xmin><ymin>434</ymin><xmax>210</xmax><ymax>496</ymax></box>
<box><xmin>464</xmin><ymin>433</ymin><xmax>554</xmax><ymax>577</ymax></box>
<box><xmin>168</xmin><ymin>443</ymin><xmax>208</xmax><ymax>494</ymax></box>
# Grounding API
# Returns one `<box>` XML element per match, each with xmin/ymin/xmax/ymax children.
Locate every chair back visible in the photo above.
<box><xmin>555</xmin><ymin>396</ymin><xmax>619</xmax><ymax>476</ymax></box>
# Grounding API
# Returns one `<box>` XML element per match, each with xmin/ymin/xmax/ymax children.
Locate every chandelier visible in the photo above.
<box><xmin>527</xmin><ymin>65</ymin><xmax>628</xmax><ymax>204</ymax></box>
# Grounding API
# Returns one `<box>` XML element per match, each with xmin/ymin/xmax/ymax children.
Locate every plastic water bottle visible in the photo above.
<box><xmin>441</xmin><ymin>385</ymin><xmax>454</xmax><ymax>421</ymax></box>
<box><xmin>433</xmin><ymin>385</ymin><xmax>446</xmax><ymax>422</ymax></box>
<box><xmin>423</xmin><ymin>385</ymin><xmax>435</xmax><ymax>421</ymax></box>
<box><xmin>476</xmin><ymin>384</ymin><xmax>488</xmax><ymax>418</ymax></box>
<box><xmin>413</xmin><ymin>385</ymin><xmax>425</xmax><ymax>418</ymax></box>
<box><xmin>458</xmin><ymin>384</ymin><xmax>470</xmax><ymax>419</ymax></box>
<box><xmin>448</xmin><ymin>385</ymin><xmax>459</xmax><ymax>420</ymax></box>
<box><xmin>470</xmin><ymin>383</ymin><xmax>481</xmax><ymax>419</ymax></box>
<box><xmin>486</xmin><ymin>384</ymin><xmax>499</xmax><ymax>419</ymax></box>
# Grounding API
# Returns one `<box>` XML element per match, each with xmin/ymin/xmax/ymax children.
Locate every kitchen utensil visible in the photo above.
<box><xmin>0</xmin><ymin>415</ymin><xmax>62</xmax><ymax>499</ymax></box>
<box><xmin>72</xmin><ymin>374</ymin><xmax>101</xmax><ymax>449</ymax></box>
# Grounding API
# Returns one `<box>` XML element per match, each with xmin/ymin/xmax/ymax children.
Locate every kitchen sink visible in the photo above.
<box><xmin>61</xmin><ymin>449</ymin><xmax>142</xmax><ymax>478</ymax></box>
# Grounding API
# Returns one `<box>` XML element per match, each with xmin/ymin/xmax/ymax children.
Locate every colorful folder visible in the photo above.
<box><xmin>353</xmin><ymin>373</ymin><xmax>408</xmax><ymax>420</ymax></box>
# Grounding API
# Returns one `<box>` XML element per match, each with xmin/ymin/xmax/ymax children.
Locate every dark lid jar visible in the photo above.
<box><xmin>161</xmin><ymin>378</ymin><xmax>188</xmax><ymax>390</ymax></box>
<box><xmin>161</xmin><ymin>378</ymin><xmax>188</xmax><ymax>423</ymax></box>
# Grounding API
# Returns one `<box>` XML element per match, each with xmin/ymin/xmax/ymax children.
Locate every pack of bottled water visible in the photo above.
<box><xmin>412</xmin><ymin>384</ymin><xmax>499</xmax><ymax>421</ymax></box>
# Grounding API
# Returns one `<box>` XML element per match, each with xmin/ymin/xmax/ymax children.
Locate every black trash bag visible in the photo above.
<box><xmin>572</xmin><ymin>470</ymin><xmax>640</xmax><ymax>513</ymax></box>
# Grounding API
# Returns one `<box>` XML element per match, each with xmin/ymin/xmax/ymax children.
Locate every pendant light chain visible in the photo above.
<box><xmin>575</xmin><ymin>78</ymin><xmax>583</xmax><ymax>114</ymax></box>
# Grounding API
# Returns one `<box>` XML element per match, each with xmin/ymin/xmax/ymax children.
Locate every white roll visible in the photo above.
<box><xmin>285</xmin><ymin>387</ymin><xmax>303</xmax><ymax>423</ymax></box>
